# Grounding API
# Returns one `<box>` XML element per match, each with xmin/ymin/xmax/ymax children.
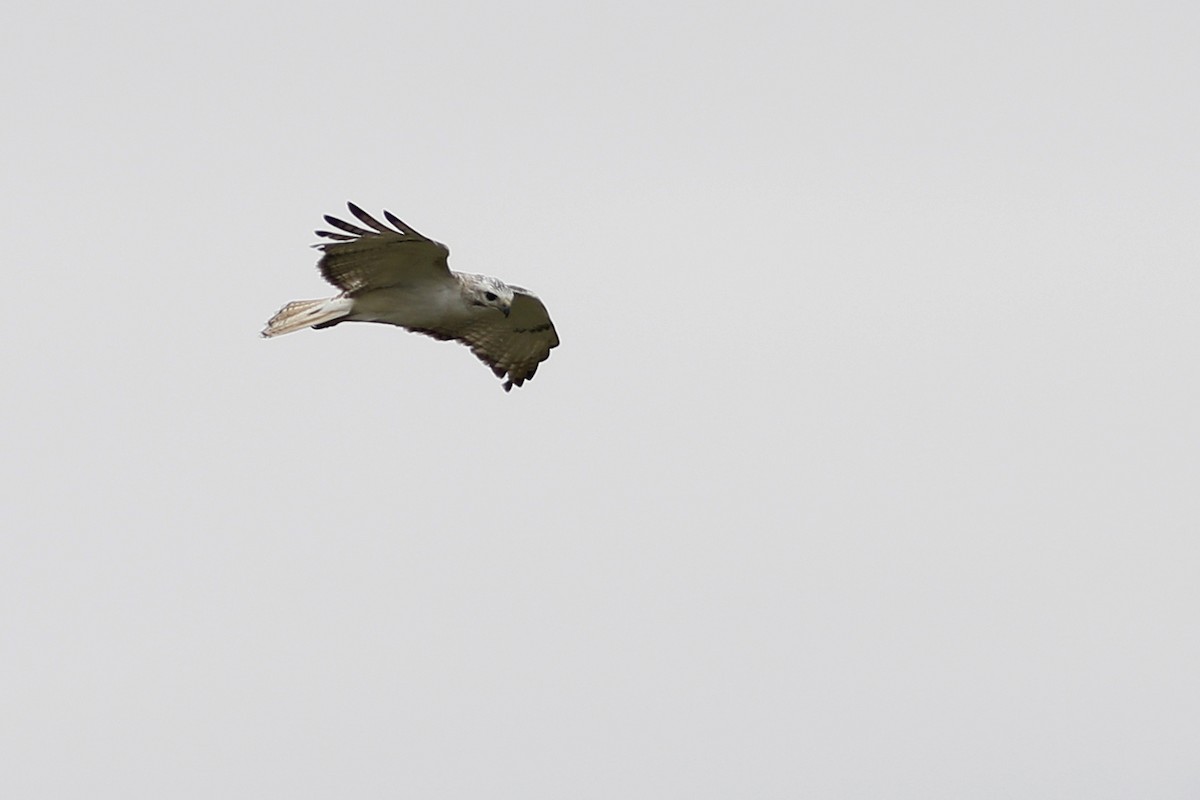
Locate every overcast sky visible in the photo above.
<box><xmin>3</xmin><ymin>1</ymin><xmax>1198</xmax><ymax>797</ymax></box>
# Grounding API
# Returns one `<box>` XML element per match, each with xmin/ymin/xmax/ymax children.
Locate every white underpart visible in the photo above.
<box><xmin>345</xmin><ymin>281</ymin><xmax>475</xmax><ymax>330</ymax></box>
<box><xmin>262</xmin><ymin>279</ymin><xmax>484</xmax><ymax>339</ymax></box>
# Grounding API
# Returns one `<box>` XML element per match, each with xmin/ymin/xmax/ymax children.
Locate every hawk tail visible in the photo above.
<box><xmin>261</xmin><ymin>297</ymin><xmax>353</xmax><ymax>337</ymax></box>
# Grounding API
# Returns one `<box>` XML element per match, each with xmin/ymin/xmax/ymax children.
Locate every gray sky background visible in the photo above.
<box><xmin>3</xmin><ymin>1</ymin><xmax>1198</xmax><ymax>797</ymax></box>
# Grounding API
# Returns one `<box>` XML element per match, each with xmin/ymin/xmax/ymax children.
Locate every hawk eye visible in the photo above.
<box><xmin>484</xmin><ymin>292</ymin><xmax>498</xmax><ymax>301</ymax></box>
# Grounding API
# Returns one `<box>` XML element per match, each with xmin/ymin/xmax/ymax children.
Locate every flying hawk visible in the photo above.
<box><xmin>262</xmin><ymin>203</ymin><xmax>559</xmax><ymax>391</ymax></box>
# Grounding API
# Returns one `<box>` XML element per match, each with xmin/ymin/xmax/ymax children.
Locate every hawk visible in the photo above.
<box><xmin>262</xmin><ymin>203</ymin><xmax>559</xmax><ymax>391</ymax></box>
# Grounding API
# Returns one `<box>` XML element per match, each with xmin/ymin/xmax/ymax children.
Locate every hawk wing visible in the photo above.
<box><xmin>449</xmin><ymin>289</ymin><xmax>560</xmax><ymax>391</ymax></box>
<box><xmin>314</xmin><ymin>202</ymin><xmax>451</xmax><ymax>294</ymax></box>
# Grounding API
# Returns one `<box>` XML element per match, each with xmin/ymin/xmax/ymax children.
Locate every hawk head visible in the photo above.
<box><xmin>464</xmin><ymin>274</ymin><xmax>515</xmax><ymax>317</ymax></box>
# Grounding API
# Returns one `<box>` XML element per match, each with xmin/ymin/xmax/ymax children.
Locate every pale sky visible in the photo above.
<box><xmin>3</xmin><ymin>1</ymin><xmax>1199</xmax><ymax>797</ymax></box>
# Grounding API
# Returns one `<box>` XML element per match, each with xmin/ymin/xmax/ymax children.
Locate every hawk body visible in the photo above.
<box><xmin>263</xmin><ymin>203</ymin><xmax>559</xmax><ymax>391</ymax></box>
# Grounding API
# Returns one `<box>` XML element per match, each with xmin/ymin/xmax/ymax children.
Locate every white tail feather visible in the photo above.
<box><xmin>261</xmin><ymin>297</ymin><xmax>353</xmax><ymax>337</ymax></box>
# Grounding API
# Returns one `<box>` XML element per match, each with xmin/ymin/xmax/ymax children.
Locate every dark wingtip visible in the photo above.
<box><xmin>383</xmin><ymin>210</ymin><xmax>410</xmax><ymax>234</ymax></box>
<box><xmin>314</xmin><ymin>229</ymin><xmax>356</xmax><ymax>241</ymax></box>
<box><xmin>320</xmin><ymin>214</ymin><xmax>375</xmax><ymax>237</ymax></box>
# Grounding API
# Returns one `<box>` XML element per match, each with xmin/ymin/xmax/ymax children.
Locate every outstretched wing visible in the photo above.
<box><xmin>451</xmin><ymin>289</ymin><xmax>560</xmax><ymax>391</ymax></box>
<box><xmin>314</xmin><ymin>202</ymin><xmax>452</xmax><ymax>294</ymax></box>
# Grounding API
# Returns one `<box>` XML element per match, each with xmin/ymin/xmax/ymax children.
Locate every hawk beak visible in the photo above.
<box><xmin>502</xmin><ymin>305</ymin><xmax>511</xmax><ymax>318</ymax></box>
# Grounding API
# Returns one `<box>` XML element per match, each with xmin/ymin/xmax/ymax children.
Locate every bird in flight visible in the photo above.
<box><xmin>262</xmin><ymin>203</ymin><xmax>559</xmax><ymax>391</ymax></box>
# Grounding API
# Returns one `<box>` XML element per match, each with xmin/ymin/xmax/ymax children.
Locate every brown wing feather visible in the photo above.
<box><xmin>313</xmin><ymin>203</ymin><xmax>451</xmax><ymax>294</ymax></box>
<box><xmin>452</xmin><ymin>291</ymin><xmax>559</xmax><ymax>391</ymax></box>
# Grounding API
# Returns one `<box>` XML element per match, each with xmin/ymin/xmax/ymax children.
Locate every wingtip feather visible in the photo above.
<box><xmin>383</xmin><ymin>210</ymin><xmax>409</xmax><ymax>232</ymax></box>
<box><xmin>347</xmin><ymin>202</ymin><xmax>392</xmax><ymax>234</ymax></box>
